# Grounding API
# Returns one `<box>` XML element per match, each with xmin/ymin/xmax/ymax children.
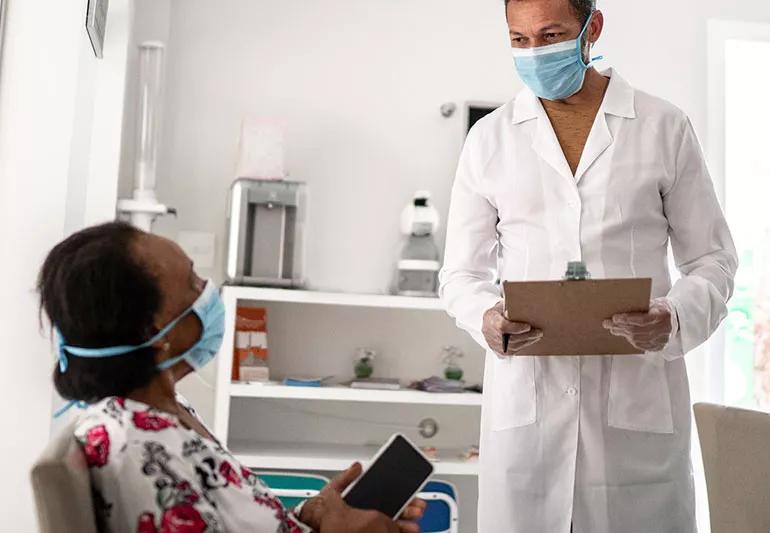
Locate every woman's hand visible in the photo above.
<box><xmin>300</xmin><ymin>462</ymin><xmax>426</xmax><ymax>532</ymax></box>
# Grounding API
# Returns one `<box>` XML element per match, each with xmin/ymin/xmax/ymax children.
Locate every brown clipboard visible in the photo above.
<box><xmin>502</xmin><ymin>278</ymin><xmax>652</xmax><ymax>356</ymax></box>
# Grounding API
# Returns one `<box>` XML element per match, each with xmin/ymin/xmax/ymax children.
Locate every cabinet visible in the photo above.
<box><xmin>213</xmin><ymin>286</ymin><xmax>484</xmax><ymax>531</ymax></box>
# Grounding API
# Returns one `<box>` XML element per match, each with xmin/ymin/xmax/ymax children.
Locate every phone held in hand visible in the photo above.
<box><xmin>342</xmin><ymin>433</ymin><xmax>435</xmax><ymax>519</ymax></box>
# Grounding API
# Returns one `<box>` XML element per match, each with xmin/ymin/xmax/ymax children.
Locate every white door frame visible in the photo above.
<box><xmin>704</xmin><ymin>20</ymin><xmax>770</xmax><ymax>404</ymax></box>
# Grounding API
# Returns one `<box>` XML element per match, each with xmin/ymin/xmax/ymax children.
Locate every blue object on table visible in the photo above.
<box><xmin>418</xmin><ymin>479</ymin><xmax>459</xmax><ymax>533</ymax></box>
<box><xmin>283</xmin><ymin>378</ymin><xmax>323</xmax><ymax>387</ymax></box>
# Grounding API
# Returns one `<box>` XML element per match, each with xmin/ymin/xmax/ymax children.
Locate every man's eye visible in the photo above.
<box><xmin>512</xmin><ymin>37</ymin><xmax>526</xmax><ymax>44</ymax></box>
<box><xmin>544</xmin><ymin>33</ymin><xmax>560</xmax><ymax>40</ymax></box>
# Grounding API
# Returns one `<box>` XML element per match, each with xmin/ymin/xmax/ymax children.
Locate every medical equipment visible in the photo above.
<box><xmin>396</xmin><ymin>191</ymin><xmax>441</xmax><ymax>297</ymax></box>
<box><xmin>564</xmin><ymin>261</ymin><xmax>591</xmax><ymax>280</ymax></box>
<box><xmin>117</xmin><ymin>41</ymin><xmax>176</xmax><ymax>232</ymax></box>
<box><xmin>225</xmin><ymin>178</ymin><xmax>307</xmax><ymax>287</ymax></box>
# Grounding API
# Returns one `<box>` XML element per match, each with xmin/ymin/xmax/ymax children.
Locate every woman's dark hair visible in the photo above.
<box><xmin>38</xmin><ymin>221</ymin><xmax>162</xmax><ymax>402</ymax></box>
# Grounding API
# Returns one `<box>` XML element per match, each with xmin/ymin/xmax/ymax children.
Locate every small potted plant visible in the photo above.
<box><xmin>442</xmin><ymin>345</ymin><xmax>464</xmax><ymax>381</ymax></box>
<box><xmin>354</xmin><ymin>348</ymin><xmax>376</xmax><ymax>379</ymax></box>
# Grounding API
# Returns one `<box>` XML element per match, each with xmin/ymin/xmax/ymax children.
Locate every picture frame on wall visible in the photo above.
<box><xmin>0</xmin><ymin>0</ymin><xmax>7</xmax><ymax>78</ymax></box>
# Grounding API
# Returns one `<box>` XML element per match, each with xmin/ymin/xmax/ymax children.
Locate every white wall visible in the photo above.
<box><xmin>131</xmin><ymin>0</ymin><xmax>770</xmax><ymax>420</ymax></box>
<box><xmin>132</xmin><ymin>0</ymin><xmax>770</xmax><ymax>296</ymax></box>
<box><xmin>129</xmin><ymin>0</ymin><xmax>517</xmax><ymax>295</ymax></box>
<box><xmin>0</xmin><ymin>0</ymin><xmax>131</xmax><ymax>529</ymax></box>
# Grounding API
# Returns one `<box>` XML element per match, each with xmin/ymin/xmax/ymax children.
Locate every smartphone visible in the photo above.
<box><xmin>342</xmin><ymin>433</ymin><xmax>435</xmax><ymax>519</ymax></box>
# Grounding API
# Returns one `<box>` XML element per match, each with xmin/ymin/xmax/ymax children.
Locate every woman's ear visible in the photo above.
<box><xmin>152</xmin><ymin>339</ymin><xmax>172</xmax><ymax>365</ymax></box>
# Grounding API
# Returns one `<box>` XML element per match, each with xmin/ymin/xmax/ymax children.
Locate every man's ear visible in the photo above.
<box><xmin>589</xmin><ymin>10</ymin><xmax>604</xmax><ymax>43</ymax></box>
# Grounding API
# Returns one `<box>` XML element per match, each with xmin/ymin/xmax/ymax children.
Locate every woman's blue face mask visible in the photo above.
<box><xmin>511</xmin><ymin>13</ymin><xmax>603</xmax><ymax>101</ymax></box>
<box><xmin>56</xmin><ymin>279</ymin><xmax>226</xmax><ymax>374</ymax></box>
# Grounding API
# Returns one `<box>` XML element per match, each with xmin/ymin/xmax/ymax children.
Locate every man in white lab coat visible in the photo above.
<box><xmin>439</xmin><ymin>0</ymin><xmax>738</xmax><ymax>532</ymax></box>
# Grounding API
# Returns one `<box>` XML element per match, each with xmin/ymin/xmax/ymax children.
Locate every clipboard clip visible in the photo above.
<box><xmin>563</xmin><ymin>261</ymin><xmax>591</xmax><ymax>281</ymax></box>
<box><xmin>502</xmin><ymin>261</ymin><xmax>591</xmax><ymax>353</ymax></box>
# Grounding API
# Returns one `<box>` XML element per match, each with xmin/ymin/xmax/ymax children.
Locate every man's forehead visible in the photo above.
<box><xmin>508</xmin><ymin>21</ymin><xmax>572</xmax><ymax>34</ymax></box>
<box><xmin>506</xmin><ymin>0</ymin><xmax>581</xmax><ymax>29</ymax></box>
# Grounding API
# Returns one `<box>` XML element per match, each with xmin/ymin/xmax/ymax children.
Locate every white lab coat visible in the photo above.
<box><xmin>439</xmin><ymin>69</ymin><xmax>737</xmax><ymax>533</ymax></box>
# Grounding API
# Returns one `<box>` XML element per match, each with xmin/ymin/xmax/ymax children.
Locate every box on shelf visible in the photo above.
<box><xmin>232</xmin><ymin>306</ymin><xmax>269</xmax><ymax>382</ymax></box>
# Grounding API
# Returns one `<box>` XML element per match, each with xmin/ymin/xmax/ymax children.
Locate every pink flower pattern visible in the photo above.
<box><xmin>75</xmin><ymin>396</ymin><xmax>309</xmax><ymax>533</ymax></box>
<box><xmin>82</xmin><ymin>424</ymin><xmax>110</xmax><ymax>468</ymax></box>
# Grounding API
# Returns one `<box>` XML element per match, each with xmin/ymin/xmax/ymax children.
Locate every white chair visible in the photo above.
<box><xmin>694</xmin><ymin>402</ymin><xmax>770</xmax><ymax>533</ymax></box>
<box><xmin>30</xmin><ymin>420</ymin><xmax>98</xmax><ymax>533</ymax></box>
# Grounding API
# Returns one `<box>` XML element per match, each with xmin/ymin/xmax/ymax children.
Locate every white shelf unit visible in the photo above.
<box><xmin>216</xmin><ymin>285</ymin><xmax>446</xmax><ymax>311</ymax></box>
<box><xmin>230</xmin><ymin>382</ymin><xmax>482</xmax><ymax>406</ymax></box>
<box><xmin>230</xmin><ymin>440</ymin><xmax>479</xmax><ymax>476</ymax></box>
<box><xmin>213</xmin><ymin>285</ymin><xmax>484</xmax><ymax>531</ymax></box>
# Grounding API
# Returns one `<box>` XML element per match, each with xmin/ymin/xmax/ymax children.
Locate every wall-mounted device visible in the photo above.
<box><xmin>117</xmin><ymin>41</ymin><xmax>176</xmax><ymax>231</ymax></box>
<box><xmin>226</xmin><ymin>178</ymin><xmax>306</xmax><ymax>288</ymax></box>
<box><xmin>395</xmin><ymin>191</ymin><xmax>441</xmax><ymax>297</ymax></box>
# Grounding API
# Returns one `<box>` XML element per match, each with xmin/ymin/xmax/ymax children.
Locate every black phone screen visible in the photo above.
<box><xmin>343</xmin><ymin>435</ymin><xmax>434</xmax><ymax>518</ymax></box>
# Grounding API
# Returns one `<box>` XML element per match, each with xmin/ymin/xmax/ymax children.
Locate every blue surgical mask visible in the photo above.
<box><xmin>511</xmin><ymin>13</ymin><xmax>603</xmax><ymax>101</ymax></box>
<box><xmin>57</xmin><ymin>279</ymin><xmax>226</xmax><ymax>375</ymax></box>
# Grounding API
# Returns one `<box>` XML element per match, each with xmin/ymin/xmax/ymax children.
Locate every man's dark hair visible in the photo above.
<box><xmin>505</xmin><ymin>0</ymin><xmax>595</xmax><ymax>24</ymax></box>
<box><xmin>38</xmin><ymin>221</ymin><xmax>162</xmax><ymax>402</ymax></box>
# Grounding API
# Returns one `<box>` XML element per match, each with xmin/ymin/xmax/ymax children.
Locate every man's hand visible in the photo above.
<box><xmin>603</xmin><ymin>299</ymin><xmax>676</xmax><ymax>352</ymax></box>
<box><xmin>301</xmin><ymin>463</ymin><xmax>425</xmax><ymax>533</ymax></box>
<box><xmin>483</xmin><ymin>301</ymin><xmax>542</xmax><ymax>356</ymax></box>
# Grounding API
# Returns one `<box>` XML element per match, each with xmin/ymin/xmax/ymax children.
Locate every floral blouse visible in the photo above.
<box><xmin>74</xmin><ymin>396</ymin><xmax>311</xmax><ymax>533</ymax></box>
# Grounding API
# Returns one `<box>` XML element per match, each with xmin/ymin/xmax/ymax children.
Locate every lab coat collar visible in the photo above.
<box><xmin>510</xmin><ymin>68</ymin><xmax>637</xmax><ymax>183</ymax></box>
<box><xmin>511</xmin><ymin>68</ymin><xmax>636</xmax><ymax>124</ymax></box>
<box><xmin>600</xmin><ymin>69</ymin><xmax>636</xmax><ymax>119</ymax></box>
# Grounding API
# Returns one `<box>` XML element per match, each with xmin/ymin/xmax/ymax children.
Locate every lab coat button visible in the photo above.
<box><xmin>566</xmin><ymin>387</ymin><xmax>578</xmax><ymax>396</ymax></box>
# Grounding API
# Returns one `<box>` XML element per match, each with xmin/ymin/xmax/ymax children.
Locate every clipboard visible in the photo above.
<box><xmin>502</xmin><ymin>278</ymin><xmax>652</xmax><ymax>356</ymax></box>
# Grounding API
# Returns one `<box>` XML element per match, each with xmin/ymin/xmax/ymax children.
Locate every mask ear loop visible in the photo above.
<box><xmin>51</xmin><ymin>313</ymin><xmax>189</xmax><ymax>418</ymax></box>
<box><xmin>577</xmin><ymin>11</ymin><xmax>604</xmax><ymax>69</ymax></box>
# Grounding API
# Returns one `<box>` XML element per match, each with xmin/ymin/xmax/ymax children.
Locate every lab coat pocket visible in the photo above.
<box><xmin>490</xmin><ymin>356</ymin><xmax>537</xmax><ymax>431</ymax></box>
<box><xmin>608</xmin><ymin>353</ymin><xmax>674</xmax><ymax>434</ymax></box>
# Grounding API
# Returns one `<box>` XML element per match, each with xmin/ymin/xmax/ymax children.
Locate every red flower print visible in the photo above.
<box><xmin>116</xmin><ymin>397</ymin><xmax>126</xmax><ymax>408</ymax></box>
<box><xmin>240</xmin><ymin>465</ymin><xmax>258</xmax><ymax>487</ymax></box>
<box><xmin>160</xmin><ymin>504</ymin><xmax>207</xmax><ymax>533</ymax></box>
<box><xmin>133</xmin><ymin>411</ymin><xmax>177</xmax><ymax>431</ymax></box>
<box><xmin>219</xmin><ymin>460</ymin><xmax>242</xmax><ymax>488</ymax></box>
<box><xmin>137</xmin><ymin>512</ymin><xmax>158</xmax><ymax>533</ymax></box>
<box><xmin>285</xmin><ymin>521</ymin><xmax>304</xmax><ymax>533</ymax></box>
<box><xmin>255</xmin><ymin>494</ymin><xmax>285</xmax><ymax>516</ymax></box>
<box><xmin>83</xmin><ymin>425</ymin><xmax>110</xmax><ymax>468</ymax></box>
<box><xmin>176</xmin><ymin>480</ymin><xmax>200</xmax><ymax>505</ymax></box>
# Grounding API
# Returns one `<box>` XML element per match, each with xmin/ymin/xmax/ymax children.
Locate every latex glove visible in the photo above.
<box><xmin>603</xmin><ymin>298</ymin><xmax>678</xmax><ymax>353</ymax></box>
<box><xmin>482</xmin><ymin>301</ymin><xmax>543</xmax><ymax>356</ymax></box>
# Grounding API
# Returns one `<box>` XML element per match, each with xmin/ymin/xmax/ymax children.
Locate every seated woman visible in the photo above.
<box><xmin>38</xmin><ymin>222</ymin><xmax>425</xmax><ymax>533</ymax></box>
